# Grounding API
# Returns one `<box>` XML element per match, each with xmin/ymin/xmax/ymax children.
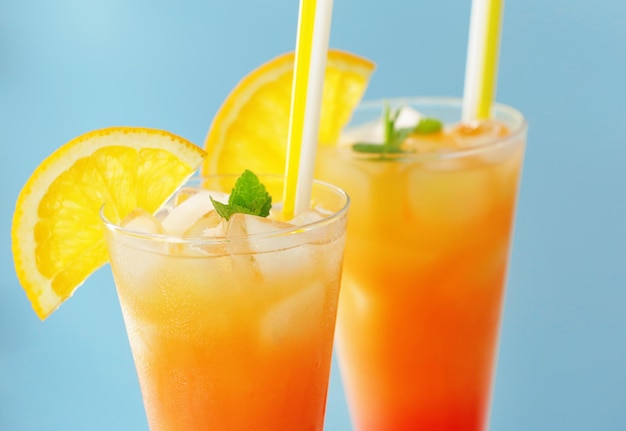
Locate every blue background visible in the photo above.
<box><xmin>2</xmin><ymin>1</ymin><xmax>626</xmax><ymax>430</ymax></box>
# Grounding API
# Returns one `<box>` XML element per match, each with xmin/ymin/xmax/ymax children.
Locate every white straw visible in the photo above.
<box><xmin>294</xmin><ymin>0</ymin><xmax>334</xmax><ymax>214</ymax></box>
<box><xmin>283</xmin><ymin>0</ymin><xmax>334</xmax><ymax>218</ymax></box>
<box><xmin>462</xmin><ymin>0</ymin><xmax>504</xmax><ymax>122</ymax></box>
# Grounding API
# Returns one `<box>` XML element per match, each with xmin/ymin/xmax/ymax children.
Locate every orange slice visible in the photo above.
<box><xmin>11</xmin><ymin>127</ymin><xmax>206</xmax><ymax>320</ymax></box>
<box><xmin>202</xmin><ymin>49</ymin><xmax>375</xmax><ymax>175</ymax></box>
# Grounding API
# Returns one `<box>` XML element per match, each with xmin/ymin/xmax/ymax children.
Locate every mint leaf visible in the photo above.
<box><xmin>394</xmin><ymin>127</ymin><xmax>414</xmax><ymax>144</ymax></box>
<box><xmin>352</xmin><ymin>143</ymin><xmax>404</xmax><ymax>153</ymax></box>
<box><xmin>383</xmin><ymin>103</ymin><xmax>397</xmax><ymax>149</ymax></box>
<box><xmin>211</xmin><ymin>170</ymin><xmax>272</xmax><ymax>220</ymax></box>
<box><xmin>414</xmin><ymin>117</ymin><xmax>442</xmax><ymax>134</ymax></box>
<box><xmin>210</xmin><ymin>199</ymin><xmax>236</xmax><ymax>220</ymax></box>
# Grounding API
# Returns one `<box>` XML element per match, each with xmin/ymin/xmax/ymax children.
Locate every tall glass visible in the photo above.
<box><xmin>102</xmin><ymin>175</ymin><xmax>349</xmax><ymax>431</ymax></box>
<box><xmin>317</xmin><ymin>98</ymin><xmax>527</xmax><ymax>431</ymax></box>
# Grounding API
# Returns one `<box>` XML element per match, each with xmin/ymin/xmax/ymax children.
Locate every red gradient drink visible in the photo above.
<box><xmin>318</xmin><ymin>98</ymin><xmax>527</xmax><ymax>431</ymax></box>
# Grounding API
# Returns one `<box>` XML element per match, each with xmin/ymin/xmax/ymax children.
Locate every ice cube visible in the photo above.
<box><xmin>406</xmin><ymin>164</ymin><xmax>495</xmax><ymax>248</ymax></box>
<box><xmin>226</xmin><ymin>213</ymin><xmax>315</xmax><ymax>285</ymax></box>
<box><xmin>287</xmin><ymin>209</ymin><xmax>340</xmax><ymax>245</ymax></box>
<box><xmin>109</xmin><ymin>211</ymin><xmax>168</xmax><ymax>293</ymax></box>
<box><xmin>260</xmin><ymin>281</ymin><xmax>326</xmax><ymax>345</ymax></box>
<box><xmin>395</xmin><ymin>106</ymin><xmax>423</xmax><ymax>128</ymax></box>
<box><xmin>162</xmin><ymin>190</ymin><xmax>223</xmax><ymax>235</ymax></box>
<box><xmin>173</xmin><ymin>187</ymin><xmax>229</xmax><ymax>207</ymax></box>
<box><xmin>288</xmin><ymin>209</ymin><xmax>324</xmax><ymax>226</ymax></box>
<box><xmin>226</xmin><ymin>213</ymin><xmax>297</xmax><ymax>253</ymax></box>
<box><xmin>450</xmin><ymin>120</ymin><xmax>507</xmax><ymax>149</ymax></box>
<box><xmin>340</xmin><ymin>120</ymin><xmax>381</xmax><ymax>145</ymax></box>
<box><xmin>120</xmin><ymin>208</ymin><xmax>164</xmax><ymax>234</ymax></box>
<box><xmin>403</xmin><ymin>133</ymin><xmax>455</xmax><ymax>153</ymax></box>
<box><xmin>182</xmin><ymin>210</ymin><xmax>224</xmax><ymax>237</ymax></box>
<box><xmin>154</xmin><ymin>207</ymin><xmax>171</xmax><ymax>221</ymax></box>
<box><xmin>183</xmin><ymin>210</ymin><xmax>228</xmax><ymax>255</ymax></box>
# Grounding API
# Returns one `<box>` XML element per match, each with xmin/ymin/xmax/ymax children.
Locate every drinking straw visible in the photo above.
<box><xmin>282</xmin><ymin>0</ymin><xmax>334</xmax><ymax>219</ymax></box>
<box><xmin>462</xmin><ymin>0</ymin><xmax>504</xmax><ymax>121</ymax></box>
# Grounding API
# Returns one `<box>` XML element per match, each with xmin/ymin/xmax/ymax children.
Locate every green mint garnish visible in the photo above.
<box><xmin>414</xmin><ymin>117</ymin><xmax>443</xmax><ymax>134</ymax></box>
<box><xmin>352</xmin><ymin>143</ymin><xmax>404</xmax><ymax>153</ymax></box>
<box><xmin>351</xmin><ymin>103</ymin><xmax>443</xmax><ymax>154</ymax></box>
<box><xmin>211</xmin><ymin>170</ymin><xmax>272</xmax><ymax>221</ymax></box>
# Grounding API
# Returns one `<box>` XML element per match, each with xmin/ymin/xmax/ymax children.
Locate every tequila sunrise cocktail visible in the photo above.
<box><xmin>103</xmin><ymin>174</ymin><xmax>349</xmax><ymax>431</ymax></box>
<box><xmin>318</xmin><ymin>98</ymin><xmax>527</xmax><ymax>431</ymax></box>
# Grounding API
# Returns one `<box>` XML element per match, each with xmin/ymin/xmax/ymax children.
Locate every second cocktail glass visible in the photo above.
<box><xmin>102</xmin><ymin>174</ymin><xmax>349</xmax><ymax>431</ymax></box>
<box><xmin>318</xmin><ymin>97</ymin><xmax>527</xmax><ymax>431</ymax></box>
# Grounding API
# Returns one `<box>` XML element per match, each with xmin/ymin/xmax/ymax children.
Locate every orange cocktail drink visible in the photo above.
<box><xmin>318</xmin><ymin>98</ymin><xmax>527</xmax><ymax>431</ymax></box>
<box><xmin>102</xmin><ymin>174</ymin><xmax>349</xmax><ymax>431</ymax></box>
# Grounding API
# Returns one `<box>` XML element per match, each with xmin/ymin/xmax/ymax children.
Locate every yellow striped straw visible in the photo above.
<box><xmin>282</xmin><ymin>0</ymin><xmax>334</xmax><ymax>219</ymax></box>
<box><xmin>462</xmin><ymin>0</ymin><xmax>504</xmax><ymax>121</ymax></box>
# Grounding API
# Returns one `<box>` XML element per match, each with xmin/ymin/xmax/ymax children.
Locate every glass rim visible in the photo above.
<box><xmin>342</xmin><ymin>96</ymin><xmax>527</xmax><ymax>161</ymax></box>
<box><xmin>100</xmin><ymin>174</ymin><xmax>350</xmax><ymax>246</ymax></box>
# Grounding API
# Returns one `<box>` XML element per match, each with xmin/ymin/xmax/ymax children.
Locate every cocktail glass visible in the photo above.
<box><xmin>102</xmin><ymin>174</ymin><xmax>349</xmax><ymax>431</ymax></box>
<box><xmin>317</xmin><ymin>97</ymin><xmax>527</xmax><ymax>431</ymax></box>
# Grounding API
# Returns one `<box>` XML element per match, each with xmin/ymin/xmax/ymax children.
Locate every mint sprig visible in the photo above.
<box><xmin>352</xmin><ymin>103</ymin><xmax>443</xmax><ymax>154</ymax></box>
<box><xmin>211</xmin><ymin>170</ymin><xmax>272</xmax><ymax>220</ymax></box>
